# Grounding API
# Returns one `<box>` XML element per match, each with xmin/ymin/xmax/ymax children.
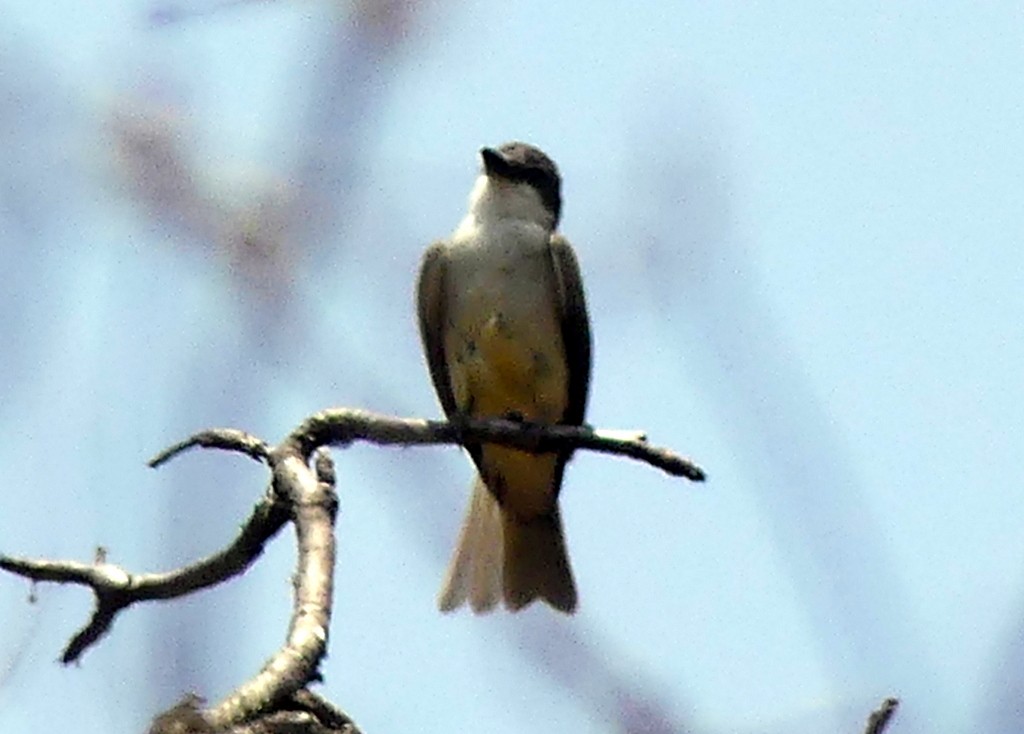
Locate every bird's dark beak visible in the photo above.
<box><xmin>480</xmin><ymin>147</ymin><xmax>510</xmax><ymax>178</ymax></box>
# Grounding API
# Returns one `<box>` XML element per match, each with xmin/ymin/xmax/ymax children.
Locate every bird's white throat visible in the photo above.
<box><xmin>460</xmin><ymin>175</ymin><xmax>555</xmax><ymax>233</ymax></box>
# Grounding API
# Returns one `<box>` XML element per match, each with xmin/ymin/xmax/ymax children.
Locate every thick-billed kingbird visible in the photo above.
<box><xmin>417</xmin><ymin>141</ymin><xmax>591</xmax><ymax>613</ymax></box>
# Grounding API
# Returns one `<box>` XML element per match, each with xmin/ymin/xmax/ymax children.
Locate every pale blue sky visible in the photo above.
<box><xmin>2</xmin><ymin>2</ymin><xmax>1023</xmax><ymax>733</ymax></box>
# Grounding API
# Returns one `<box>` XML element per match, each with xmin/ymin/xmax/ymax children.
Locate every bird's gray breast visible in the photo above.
<box><xmin>445</xmin><ymin>223</ymin><xmax>557</xmax><ymax>316</ymax></box>
<box><xmin>441</xmin><ymin>222</ymin><xmax>568</xmax><ymax>423</ymax></box>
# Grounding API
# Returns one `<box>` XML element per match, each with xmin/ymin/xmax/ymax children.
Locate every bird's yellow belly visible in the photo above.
<box><xmin>446</xmin><ymin>309</ymin><xmax>568</xmax><ymax>517</ymax></box>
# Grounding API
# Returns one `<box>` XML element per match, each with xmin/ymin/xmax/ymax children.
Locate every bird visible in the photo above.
<box><xmin>416</xmin><ymin>142</ymin><xmax>591</xmax><ymax>613</ymax></box>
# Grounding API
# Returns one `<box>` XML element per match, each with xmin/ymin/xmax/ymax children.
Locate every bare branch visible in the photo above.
<box><xmin>204</xmin><ymin>447</ymin><xmax>337</xmax><ymax>729</ymax></box>
<box><xmin>5</xmin><ymin>407</ymin><xmax>703</xmax><ymax>731</ymax></box>
<box><xmin>286</xmin><ymin>689</ymin><xmax>362</xmax><ymax>733</ymax></box>
<box><xmin>286</xmin><ymin>409</ymin><xmax>706</xmax><ymax>481</ymax></box>
<box><xmin>864</xmin><ymin>697</ymin><xmax>899</xmax><ymax>734</ymax></box>
<box><xmin>220</xmin><ymin>688</ymin><xmax>364</xmax><ymax>734</ymax></box>
<box><xmin>227</xmin><ymin>709</ymin><xmax>353</xmax><ymax>734</ymax></box>
<box><xmin>0</xmin><ymin>490</ymin><xmax>290</xmax><ymax>663</ymax></box>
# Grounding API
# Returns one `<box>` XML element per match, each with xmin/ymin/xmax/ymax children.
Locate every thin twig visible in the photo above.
<box><xmin>864</xmin><ymin>697</ymin><xmax>899</xmax><ymax>734</ymax></box>
<box><xmin>148</xmin><ymin>428</ymin><xmax>270</xmax><ymax>468</ymax></box>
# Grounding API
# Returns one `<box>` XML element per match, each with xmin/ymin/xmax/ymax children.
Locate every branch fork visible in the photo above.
<box><xmin>1</xmin><ymin>408</ymin><xmax>704</xmax><ymax>732</ymax></box>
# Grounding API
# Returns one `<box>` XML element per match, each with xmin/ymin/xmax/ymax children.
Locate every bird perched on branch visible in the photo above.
<box><xmin>417</xmin><ymin>142</ymin><xmax>591</xmax><ymax>613</ymax></box>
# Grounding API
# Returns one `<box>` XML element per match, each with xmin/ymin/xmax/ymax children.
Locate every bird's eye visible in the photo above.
<box><xmin>522</xmin><ymin>168</ymin><xmax>546</xmax><ymax>185</ymax></box>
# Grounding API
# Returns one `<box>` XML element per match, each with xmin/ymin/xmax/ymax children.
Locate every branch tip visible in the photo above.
<box><xmin>864</xmin><ymin>697</ymin><xmax>899</xmax><ymax>734</ymax></box>
<box><xmin>148</xmin><ymin>429</ymin><xmax>270</xmax><ymax>468</ymax></box>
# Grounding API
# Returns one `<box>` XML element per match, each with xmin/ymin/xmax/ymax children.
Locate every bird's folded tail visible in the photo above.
<box><xmin>438</xmin><ymin>477</ymin><xmax>576</xmax><ymax>614</ymax></box>
<box><xmin>438</xmin><ymin>477</ymin><xmax>503</xmax><ymax>613</ymax></box>
<box><xmin>502</xmin><ymin>503</ymin><xmax>576</xmax><ymax>613</ymax></box>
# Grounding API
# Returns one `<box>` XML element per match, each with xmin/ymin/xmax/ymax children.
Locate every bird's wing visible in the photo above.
<box><xmin>416</xmin><ymin>241</ymin><xmax>459</xmax><ymax>418</ymax></box>
<box><xmin>548</xmin><ymin>233</ymin><xmax>592</xmax><ymax>429</ymax></box>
